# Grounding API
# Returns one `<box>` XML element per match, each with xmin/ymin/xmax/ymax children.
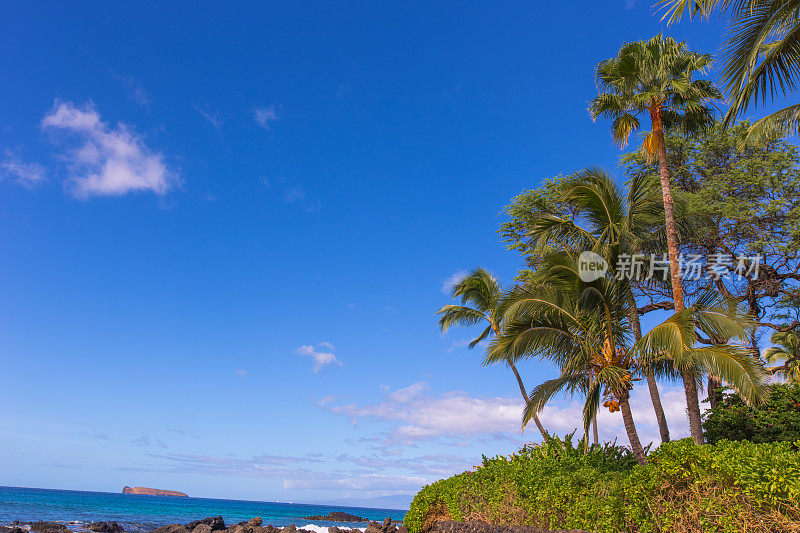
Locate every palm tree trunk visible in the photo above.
<box><xmin>707</xmin><ymin>376</ymin><xmax>723</xmax><ymax>409</ymax></box>
<box><xmin>628</xmin><ymin>291</ymin><xmax>670</xmax><ymax>442</ymax></box>
<box><xmin>682</xmin><ymin>369</ymin><xmax>704</xmax><ymax>442</ymax></box>
<box><xmin>592</xmin><ymin>413</ymin><xmax>599</xmax><ymax>445</ymax></box>
<box><xmin>509</xmin><ymin>360</ymin><xmax>549</xmax><ymax>441</ymax></box>
<box><xmin>644</xmin><ymin>368</ymin><xmax>670</xmax><ymax>442</ymax></box>
<box><xmin>619</xmin><ymin>394</ymin><xmax>647</xmax><ymax>465</ymax></box>
<box><xmin>651</xmin><ymin>104</ymin><xmax>704</xmax><ymax>444</ymax></box>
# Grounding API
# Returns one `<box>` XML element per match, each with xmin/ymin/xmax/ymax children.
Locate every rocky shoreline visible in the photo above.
<box><xmin>0</xmin><ymin>518</ymin><xmax>586</xmax><ymax>533</ymax></box>
<box><xmin>0</xmin><ymin>516</ymin><xmax>405</xmax><ymax>533</ymax></box>
<box><xmin>0</xmin><ymin>518</ymin><xmax>588</xmax><ymax>533</ymax></box>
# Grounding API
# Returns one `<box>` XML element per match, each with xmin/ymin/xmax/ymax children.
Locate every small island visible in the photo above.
<box><xmin>122</xmin><ymin>486</ymin><xmax>188</xmax><ymax>497</ymax></box>
<box><xmin>300</xmin><ymin>512</ymin><xmax>367</xmax><ymax>522</ymax></box>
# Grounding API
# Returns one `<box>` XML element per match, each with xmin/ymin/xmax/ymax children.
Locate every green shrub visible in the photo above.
<box><xmin>405</xmin><ymin>437</ymin><xmax>800</xmax><ymax>533</ymax></box>
<box><xmin>703</xmin><ymin>383</ymin><xmax>800</xmax><ymax>444</ymax></box>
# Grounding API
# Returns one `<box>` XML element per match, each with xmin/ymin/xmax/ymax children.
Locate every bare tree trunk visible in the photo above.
<box><xmin>619</xmin><ymin>395</ymin><xmax>647</xmax><ymax>465</ymax></box>
<box><xmin>652</xmin><ymin>105</ymin><xmax>704</xmax><ymax>444</ymax></box>
<box><xmin>628</xmin><ymin>292</ymin><xmax>670</xmax><ymax>442</ymax></box>
<box><xmin>510</xmin><ymin>360</ymin><xmax>548</xmax><ymax>441</ymax></box>
<box><xmin>592</xmin><ymin>413</ymin><xmax>599</xmax><ymax>445</ymax></box>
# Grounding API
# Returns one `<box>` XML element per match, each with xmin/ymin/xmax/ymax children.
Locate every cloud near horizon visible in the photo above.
<box><xmin>323</xmin><ymin>381</ymin><xmax>691</xmax><ymax>447</ymax></box>
<box><xmin>120</xmin><ymin>449</ymin><xmax>460</xmax><ymax>497</ymax></box>
<box><xmin>41</xmin><ymin>101</ymin><xmax>177</xmax><ymax>198</ymax></box>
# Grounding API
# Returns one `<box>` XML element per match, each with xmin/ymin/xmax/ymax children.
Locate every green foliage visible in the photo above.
<box><xmin>703</xmin><ymin>383</ymin><xmax>800</xmax><ymax>444</ymax></box>
<box><xmin>498</xmin><ymin>174</ymin><xmax>576</xmax><ymax>280</ymax></box>
<box><xmin>623</xmin><ymin>121</ymin><xmax>800</xmax><ymax>258</ymax></box>
<box><xmin>765</xmin><ymin>330</ymin><xmax>800</xmax><ymax>383</ymax></box>
<box><xmin>622</xmin><ymin>122</ymin><xmax>800</xmax><ymax>326</ymax></box>
<box><xmin>658</xmin><ymin>0</ymin><xmax>800</xmax><ymax>140</ymax></box>
<box><xmin>405</xmin><ymin>436</ymin><xmax>800</xmax><ymax>533</ymax></box>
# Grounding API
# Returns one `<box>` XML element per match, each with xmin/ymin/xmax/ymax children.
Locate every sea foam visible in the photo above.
<box><xmin>299</xmin><ymin>525</ymin><xmax>366</xmax><ymax>533</ymax></box>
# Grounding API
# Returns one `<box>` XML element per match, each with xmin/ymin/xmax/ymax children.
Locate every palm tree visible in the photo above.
<box><xmin>764</xmin><ymin>329</ymin><xmax>800</xmax><ymax>383</ymax></box>
<box><xmin>491</xmin><ymin>254</ymin><xmax>767</xmax><ymax>464</ymax></box>
<box><xmin>493</xmin><ymin>254</ymin><xmax>649</xmax><ymax>464</ymax></box>
<box><xmin>589</xmin><ymin>35</ymin><xmax>723</xmax><ymax>443</ymax></box>
<box><xmin>436</xmin><ymin>268</ymin><xmax>549</xmax><ymax>440</ymax></box>
<box><xmin>659</xmin><ymin>0</ymin><xmax>800</xmax><ymax>140</ymax></box>
<box><xmin>522</xmin><ymin>168</ymin><xmax>673</xmax><ymax>443</ymax></box>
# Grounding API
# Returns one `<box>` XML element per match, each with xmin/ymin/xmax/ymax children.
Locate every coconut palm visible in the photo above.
<box><xmin>491</xmin><ymin>255</ymin><xmax>646</xmax><ymax>463</ymax></box>
<box><xmin>491</xmin><ymin>253</ymin><xmax>768</xmax><ymax>464</ymax></box>
<box><xmin>589</xmin><ymin>35</ymin><xmax>723</xmax><ymax>443</ymax></box>
<box><xmin>436</xmin><ymin>268</ymin><xmax>549</xmax><ymax>440</ymax></box>
<box><xmin>659</xmin><ymin>0</ymin><xmax>800</xmax><ymax>140</ymax></box>
<box><xmin>522</xmin><ymin>167</ymin><xmax>673</xmax><ymax>443</ymax></box>
<box><xmin>764</xmin><ymin>329</ymin><xmax>800</xmax><ymax>383</ymax></box>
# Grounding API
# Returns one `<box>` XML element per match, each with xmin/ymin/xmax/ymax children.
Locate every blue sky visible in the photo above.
<box><xmin>0</xmin><ymin>1</ymin><xmax>729</xmax><ymax>508</ymax></box>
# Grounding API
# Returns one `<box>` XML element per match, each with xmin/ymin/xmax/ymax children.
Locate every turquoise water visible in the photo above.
<box><xmin>0</xmin><ymin>487</ymin><xmax>406</xmax><ymax>533</ymax></box>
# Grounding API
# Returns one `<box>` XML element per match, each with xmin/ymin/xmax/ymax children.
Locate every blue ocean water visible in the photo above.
<box><xmin>0</xmin><ymin>487</ymin><xmax>406</xmax><ymax>533</ymax></box>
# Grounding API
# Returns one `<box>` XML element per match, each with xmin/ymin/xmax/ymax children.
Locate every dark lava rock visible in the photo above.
<box><xmin>89</xmin><ymin>521</ymin><xmax>124</xmax><ymax>533</ymax></box>
<box><xmin>192</xmin><ymin>525</ymin><xmax>213</xmax><ymax>533</ymax></box>
<box><xmin>29</xmin><ymin>522</ymin><xmax>71</xmax><ymax>533</ymax></box>
<box><xmin>185</xmin><ymin>517</ymin><xmax>226</xmax><ymax>532</ymax></box>
<box><xmin>426</xmin><ymin>520</ymin><xmax>588</xmax><ymax>533</ymax></box>
<box><xmin>0</xmin><ymin>527</ymin><xmax>24</xmax><ymax>533</ymax></box>
<box><xmin>150</xmin><ymin>525</ymin><xmax>190</xmax><ymax>533</ymax></box>
<box><xmin>364</xmin><ymin>522</ymin><xmax>382</xmax><ymax>533</ymax></box>
<box><xmin>302</xmin><ymin>513</ymin><xmax>367</xmax><ymax>523</ymax></box>
<box><xmin>327</xmin><ymin>528</ymin><xmax>365</xmax><ymax>533</ymax></box>
<box><xmin>252</xmin><ymin>526</ymin><xmax>281</xmax><ymax>533</ymax></box>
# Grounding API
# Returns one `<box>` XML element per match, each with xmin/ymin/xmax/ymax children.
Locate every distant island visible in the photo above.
<box><xmin>122</xmin><ymin>486</ymin><xmax>188</xmax><ymax>497</ymax></box>
<box><xmin>301</xmin><ymin>512</ymin><xmax>367</xmax><ymax>522</ymax></box>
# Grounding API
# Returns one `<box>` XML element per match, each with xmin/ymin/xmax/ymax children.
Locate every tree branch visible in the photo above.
<box><xmin>638</xmin><ymin>301</ymin><xmax>675</xmax><ymax>314</ymax></box>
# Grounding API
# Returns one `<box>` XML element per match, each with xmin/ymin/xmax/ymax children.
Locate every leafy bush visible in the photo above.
<box><xmin>703</xmin><ymin>383</ymin><xmax>800</xmax><ymax>444</ymax></box>
<box><xmin>405</xmin><ymin>436</ymin><xmax>800</xmax><ymax>533</ymax></box>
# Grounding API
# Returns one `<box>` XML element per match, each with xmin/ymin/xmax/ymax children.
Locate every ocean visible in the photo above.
<box><xmin>0</xmin><ymin>487</ymin><xmax>407</xmax><ymax>533</ymax></box>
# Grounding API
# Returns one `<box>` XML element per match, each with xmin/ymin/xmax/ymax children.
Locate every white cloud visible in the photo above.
<box><xmin>195</xmin><ymin>105</ymin><xmax>223</xmax><ymax>130</ymax></box>
<box><xmin>112</xmin><ymin>72</ymin><xmax>151</xmax><ymax>108</ymax></box>
<box><xmin>234</xmin><ymin>369</ymin><xmax>247</xmax><ymax>377</ymax></box>
<box><xmin>324</xmin><ymin>381</ymin><xmax>692</xmax><ymax>448</ymax></box>
<box><xmin>446</xmin><ymin>338</ymin><xmax>482</xmax><ymax>353</ymax></box>
<box><xmin>132</xmin><ymin>434</ymin><xmax>168</xmax><ymax>448</ymax></box>
<box><xmin>1</xmin><ymin>152</ymin><xmax>46</xmax><ymax>188</ymax></box>
<box><xmin>388</xmin><ymin>381</ymin><xmax>428</xmax><ymax>403</ymax></box>
<box><xmin>283</xmin><ymin>184</ymin><xmax>306</xmax><ymax>202</ymax></box>
<box><xmin>283</xmin><ymin>473</ymin><xmax>427</xmax><ymax>491</ymax></box>
<box><xmin>297</xmin><ymin>342</ymin><xmax>342</xmax><ymax>373</ymax></box>
<box><xmin>441</xmin><ymin>270</ymin><xmax>467</xmax><ymax>294</ymax></box>
<box><xmin>41</xmin><ymin>101</ymin><xmax>176</xmax><ymax>198</ymax></box>
<box><xmin>252</xmin><ymin>106</ymin><xmax>279</xmax><ymax>130</ymax></box>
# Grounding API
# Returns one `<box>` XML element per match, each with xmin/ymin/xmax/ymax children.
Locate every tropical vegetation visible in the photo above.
<box><xmin>703</xmin><ymin>383</ymin><xmax>800</xmax><ymax>444</ymax></box>
<box><xmin>406</xmin><ymin>436</ymin><xmax>800</xmax><ymax>532</ymax></box>
<box><xmin>422</xmin><ymin>3</ymin><xmax>800</xmax><ymax>531</ymax></box>
<box><xmin>660</xmin><ymin>0</ymin><xmax>800</xmax><ymax>140</ymax></box>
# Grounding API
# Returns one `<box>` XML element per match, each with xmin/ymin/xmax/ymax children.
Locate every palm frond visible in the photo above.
<box><xmin>692</xmin><ymin>344</ymin><xmax>770</xmax><ymax>405</ymax></box>
<box><xmin>436</xmin><ymin>305</ymin><xmax>487</xmax><ymax>332</ymax></box>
